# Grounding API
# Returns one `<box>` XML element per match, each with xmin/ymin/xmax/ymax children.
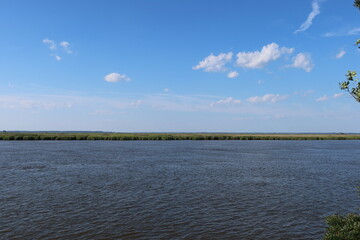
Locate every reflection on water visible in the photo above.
<box><xmin>1</xmin><ymin>141</ymin><xmax>359</xmax><ymax>239</ymax></box>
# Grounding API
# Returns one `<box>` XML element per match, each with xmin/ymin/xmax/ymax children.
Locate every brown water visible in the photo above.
<box><xmin>1</xmin><ymin>141</ymin><xmax>359</xmax><ymax>239</ymax></box>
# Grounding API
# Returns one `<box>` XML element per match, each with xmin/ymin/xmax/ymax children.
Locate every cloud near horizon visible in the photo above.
<box><xmin>247</xmin><ymin>94</ymin><xmax>288</xmax><ymax>103</ymax></box>
<box><xmin>0</xmin><ymin>95</ymin><xmax>73</xmax><ymax>110</ymax></box>
<box><xmin>333</xmin><ymin>93</ymin><xmax>344</xmax><ymax>98</ymax></box>
<box><xmin>316</xmin><ymin>93</ymin><xmax>344</xmax><ymax>102</ymax></box>
<box><xmin>294</xmin><ymin>0</ymin><xmax>321</xmax><ymax>33</ymax></box>
<box><xmin>315</xmin><ymin>95</ymin><xmax>328</xmax><ymax>102</ymax></box>
<box><xmin>210</xmin><ymin>97</ymin><xmax>241</xmax><ymax>107</ymax></box>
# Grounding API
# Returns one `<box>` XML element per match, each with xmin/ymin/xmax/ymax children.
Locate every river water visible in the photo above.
<box><xmin>1</xmin><ymin>141</ymin><xmax>359</xmax><ymax>239</ymax></box>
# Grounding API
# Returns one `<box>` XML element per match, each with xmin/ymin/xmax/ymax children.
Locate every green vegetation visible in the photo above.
<box><xmin>325</xmin><ymin>2</ymin><xmax>360</xmax><ymax>239</ymax></box>
<box><xmin>340</xmin><ymin>71</ymin><xmax>360</xmax><ymax>102</ymax></box>
<box><xmin>324</xmin><ymin>214</ymin><xmax>360</xmax><ymax>240</ymax></box>
<box><xmin>355</xmin><ymin>0</ymin><xmax>360</xmax><ymax>9</ymax></box>
<box><xmin>324</xmin><ymin>187</ymin><xmax>360</xmax><ymax>240</ymax></box>
<box><xmin>339</xmin><ymin>1</ymin><xmax>360</xmax><ymax>102</ymax></box>
<box><xmin>0</xmin><ymin>132</ymin><xmax>360</xmax><ymax>141</ymax></box>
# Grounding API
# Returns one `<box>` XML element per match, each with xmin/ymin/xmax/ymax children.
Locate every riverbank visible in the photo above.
<box><xmin>1</xmin><ymin>132</ymin><xmax>360</xmax><ymax>140</ymax></box>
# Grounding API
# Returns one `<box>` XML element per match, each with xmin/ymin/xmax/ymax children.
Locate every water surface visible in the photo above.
<box><xmin>1</xmin><ymin>141</ymin><xmax>359</xmax><ymax>239</ymax></box>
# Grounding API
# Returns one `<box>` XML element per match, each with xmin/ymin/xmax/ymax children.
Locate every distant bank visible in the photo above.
<box><xmin>1</xmin><ymin>132</ymin><xmax>360</xmax><ymax>140</ymax></box>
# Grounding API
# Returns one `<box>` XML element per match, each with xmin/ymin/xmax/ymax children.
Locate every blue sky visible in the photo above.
<box><xmin>1</xmin><ymin>0</ymin><xmax>360</xmax><ymax>132</ymax></box>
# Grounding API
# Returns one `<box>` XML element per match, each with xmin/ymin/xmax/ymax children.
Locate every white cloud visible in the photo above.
<box><xmin>324</xmin><ymin>28</ymin><xmax>360</xmax><ymax>37</ymax></box>
<box><xmin>347</xmin><ymin>28</ymin><xmax>360</xmax><ymax>35</ymax></box>
<box><xmin>294</xmin><ymin>89</ymin><xmax>315</xmax><ymax>97</ymax></box>
<box><xmin>236</xmin><ymin>43</ymin><xmax>294</xmax><ymax>69</ymax></box>
<box><xmin>0</xmin><ymin>96</ymin><xmax>72</xmax><ymax>110</ymax></box>
<box><xmin>43</xmin><ymin>38</ymin><xmax>74</xmax><ymax>60</ymax></box>
<box><xmin>60</xmin><ymin>41</ymin><xmax>73</xmax><ymax>54</ymax></box>
<box><xmin>60</xmin><ymin>41</ymin><xmax>70</xmax><ymax>48</ymax></box>
<box><xmin>130</xmin><ymin>100</ymin><xmax>142</xmax><ymax>107</ymax></box>
<box><xmin>335</xmin><ymin>50</ymin><xmax>346</xmax><ymax>59</ymax></box>
<box><xmin>247</xmin><ymin>94</ymin><xmax>288</xmax><ymax>103</ymax></box>
<box><xmin>20</xmin><ymin>100</ymin><xmax>57</xmax><ymax>109</ymax></box>
<box><xmin>323</xmin><ymin>32</ymin><xmax>336</xmax><ymax>37</ymax></box>
<box><xmin>43</xmin><ymin>38</ymin><xmax>57</xmax><ymax>50</ymax></box>
<box><xmin>104</xmin><ymin>73</ymin><xmax>131</xmax><ymax>83</ymax></box>
<box><xmin>294</xmin><ymin>0</ymin><xmax>321</xmax><ymax>33</ymax></box>
<box><xmin>50</xmin><ymin>53</ymin><xmax>62</xmax><ymax>61</ymax></box>
<box><xmin>227</xmin><ymin>71</ymin><xmax>239</xmax><ymax>78</ymax></box>
<box><xmin>290</xmin><ymin>53</ymin><xmax>314</xmax><ymax>72</ymax></box>
<box><xmin>315</xmin><ymin>95</ymin><xmax>329</xmax><ymax>102</ymax></box>
<box><xmin>163</xmin><ymin>88</ymin><xmax>170</xmax><ymax>92</ymax></box>
<box><xmin>316</xmin><ymin>93</ymin><xmax>344</xmax><ymax>102</ymax></box>
<box><xmin>193</xmin><ymin>52</ymin><xmax>233</xmax><ymax>72</ymax></box>
<box><xmin>93</xmin><ymin>110</ymin><xmax>114</xmax><ymax>115</ymax></box>
<box><xmin>217</xmin><ymin>97</ymin><xmax>241</xmax><ymax>104</ymax></box>
<box><xmin>210</xmin><ymin>97</ymin><xmax>241</xmax><ymax>107</ymax></box>
<box><xmin>333</xmin><ymin>93</ymin><xmax>344</xmax><ymax>98</ymax></box>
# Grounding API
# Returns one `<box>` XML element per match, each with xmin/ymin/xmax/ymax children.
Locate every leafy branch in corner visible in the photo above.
<box><xmin>355</xmin><ymin>0</ymin><xmax>360</xmax><ymax>9</ymax></box>
<box><xmin>339</xmin><ymin>32</ymin><xmax>360</xmax><ymax>102</ymax></box>
<box><xmin>339</xmin><ymin>70</ymin><xmax>360</xmax><ymax>102</ymax></box>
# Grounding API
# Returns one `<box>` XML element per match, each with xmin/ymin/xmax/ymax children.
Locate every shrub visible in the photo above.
<box><xmin>324</xmin><ymin>186</ymin><xmax>360</xmax><ymax>240</ymax></box>
<box><xmin>324</xmin><ymin>214</ymin><xmax>360</xmax><ymax>240</ymax></box>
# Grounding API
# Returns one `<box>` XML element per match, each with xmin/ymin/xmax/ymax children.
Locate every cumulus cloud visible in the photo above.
<box><xmin>236</xmin><ymin>43</ymin><xmax>294</xmax><ymax>69</ymax></box>
<box><xmin>247</xmin><ymin>94</ymin><xmax>288</xmax><ymax>103</ymax></box>
<box><xmin>193</xmin><ymin>52</ymin><xmax>233</xmax><ymax>72</ymax></box>
<box><xmin>336</xmin><ymin>50</ymin><xmax>346</xmax><ymax>59</ymax></box>
<box><xmin>43</xmin><ymin>38</ymin><xmax>57</xmax><ymax>50</ymax></box>
<box><xmin>104</xmin><ymin>73</ymin><xmax>131</xmax><ymax>83</ymax></box>
<box><xmin>163</xmin><ymin>88</ymin><xmax>170</xmax><ymax>92</ymax></box>
<box><xmin>43</xmin><ymin>38</ymin><xmax>74</xmax><ymax>61</ymax></box>
<box><xmin>59</xmin><ymin>41</ymin><xmax>72</xmax><ymax>54</ymax></box>
<box><xmin>294</xmin><ymin>0</ymin><xmax>321</xmax><ymax>33</ymax></box>
<box><xmin>210</xmin><ymin>97</ymin><xmax>241</xmax><ymax>107</ymax></box>
<box><xmin>290</xmin><ymin>53</ymin><xmax>314</xmax><ymax>72</ymax></box>
<box><xmin>227</xmin><ymin>71</ymin><xmax>239</xmax><ymax>78</ymax></box>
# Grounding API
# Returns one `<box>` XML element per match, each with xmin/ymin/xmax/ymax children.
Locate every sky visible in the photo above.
<box><xmin>1</xmin><ymin>0</ymin><xmax>360</xmax><ymax>132</ymax></box>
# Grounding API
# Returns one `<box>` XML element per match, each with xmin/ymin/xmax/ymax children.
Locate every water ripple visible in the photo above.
<box><xmin>0</xmin><ymin>141</ymin><xmax>359</xmax><ymax>239</ymax></box>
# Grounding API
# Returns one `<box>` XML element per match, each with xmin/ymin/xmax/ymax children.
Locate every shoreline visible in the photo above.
<box><xmin>1</xmin><ymin>132</ymin><xmax>360</xmax><ymax>140</ymax></box>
